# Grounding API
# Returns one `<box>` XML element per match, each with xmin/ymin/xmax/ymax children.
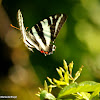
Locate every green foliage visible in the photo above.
<box><xmin>37</xmin><ymin>60</ymin><xmax>100</xmax><ymax>100</ymax></box>
<box><xmin>58</xmin><ymin>81</ymin><xmax>100</xmax><ymax>99</ymax></box>
<box><xmin>40</xmin><ymin>90</ymin><xmax>56</xmax><ymax>100</ymax></box>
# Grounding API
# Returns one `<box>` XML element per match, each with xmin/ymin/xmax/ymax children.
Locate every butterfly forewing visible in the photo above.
<box><xmin>29</xmin><ymin>14</ymin><xmax>67</xmax><ymax>54</ymax></box>
<box><xmin>50</xmin><ymin>14</ymin><xmax>67</xmax><ymax>42</ymax></box>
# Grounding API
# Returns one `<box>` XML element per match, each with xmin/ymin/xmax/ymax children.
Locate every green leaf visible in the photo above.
<box><xmin>64</xmin><ymin>71</ymin><xmax>69</xmax><ymax>84</ymax></box>
<box><xmin>44</xmin><ymin>80</ymin><xmax>48</xmax><ymax>92</ymax></box>
<box><xmin>76</xmin><ymin>92</ymin><xmax>91</xmax><ymax>100</ymax></box>
<box><xmin>63</xmin><ymin>60</ymin><xmax>68</xmax><ymax>71</ymax></box>
<box><xmin>58</xmin><ymin>81</ymin><xmax>100</xmax><ymax>98</ymax></box>
<box><xmin>90</xmin><ymin>90</ymin><xmax>100</xmax><ymax>99</ymax></box>
<box><xmin>40</xmin><ymin>90</ymin><xmax>56</xmax><ymax>100</ymax></box>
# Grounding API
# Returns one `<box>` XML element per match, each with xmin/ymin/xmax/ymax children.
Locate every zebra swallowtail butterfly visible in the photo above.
<box><xmin>17</xmin><ymin>9</ymin><xmax>67</xmax><ymax>56</ymax></box>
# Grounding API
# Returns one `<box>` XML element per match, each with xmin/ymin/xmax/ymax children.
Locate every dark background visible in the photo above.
<box><xmin>0</xmin><ymin>0</ymin><xmax>100</xmax><ymax>99</ymax></box>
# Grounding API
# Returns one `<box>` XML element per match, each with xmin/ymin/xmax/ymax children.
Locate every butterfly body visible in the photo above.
<box><xmin>17</xmin><ymin>9</ymin><xmax>67</xmax><ymax>56</ymax></box>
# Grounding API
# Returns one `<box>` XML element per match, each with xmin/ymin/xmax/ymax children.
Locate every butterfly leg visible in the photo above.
<box><xmin>25</xmin><ymin>27</ymin><xmax>29</xmax><ymax>30</ymax></box>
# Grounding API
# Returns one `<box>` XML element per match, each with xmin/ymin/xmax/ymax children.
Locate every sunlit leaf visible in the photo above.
<box><xmin>58</xmin><ymin>81</ymin><xmax>100</xmax><ymax>98</ymax></box>
<box><xmin>40</xmin><ymin>90</ymin><xmax>56</xmax><ymax>100</ymax></box>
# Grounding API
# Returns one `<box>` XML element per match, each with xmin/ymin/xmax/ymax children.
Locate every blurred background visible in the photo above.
<box><xmin>0</xmin><ymin>0</ymin><xmax>100</xmax><ymax>99</ymax></box>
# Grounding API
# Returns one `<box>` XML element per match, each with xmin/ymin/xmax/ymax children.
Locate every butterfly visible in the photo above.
<box><xmin>17</xmin><ymin>9</ymin><xmax>67</xmax><ymax>56</ymax></box>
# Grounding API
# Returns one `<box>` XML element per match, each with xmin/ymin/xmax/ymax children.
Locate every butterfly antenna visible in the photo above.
<box><xmin>10</xmin><ymin>24</ymin><xmax>20</xmax><ymax>30</ymax></box>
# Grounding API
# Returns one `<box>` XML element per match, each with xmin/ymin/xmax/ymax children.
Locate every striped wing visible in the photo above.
<box><xmin>17</xmin><ymin>9</ymin><xmax>26</xmax><ymax>38</ymax></box>
<box><xmin>49</xmin><ymin>14</ymin><xmax>67</xmax><ymax>42</ymax></box>
<box><xmin>17</xmin><ymin>9</ymin><xmax>67</xmax><ymax>55</ymax></box>
<box><xmin>17</xmin><ymin>9</ymin><xmax>37</xmax><ymax>52</ymax></box>
<box><xmin>29</xmin><ymin>14</ymin><xmax>67</xmax><ymax>55</ymax></box>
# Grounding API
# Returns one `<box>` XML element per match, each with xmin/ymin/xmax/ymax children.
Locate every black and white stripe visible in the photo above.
<box><xmin>17</xmin><ymin>9</ymin><xmax>67</xmax><ymax>55</ymax></box>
